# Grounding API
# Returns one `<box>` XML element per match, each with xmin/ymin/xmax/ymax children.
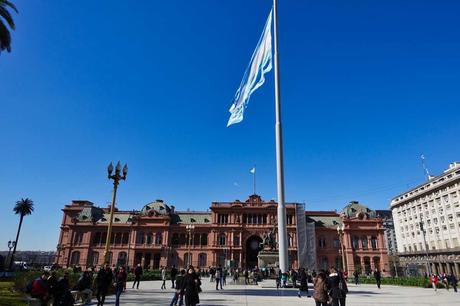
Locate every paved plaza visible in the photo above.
<box><xmin>99</xmin><ymin>279</ymin><xmax>459</xmax><ymax>306</ymax></box>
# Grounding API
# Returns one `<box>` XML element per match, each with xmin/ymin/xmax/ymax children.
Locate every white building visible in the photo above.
<box><xmin>390</xmin><ymin>162</ymin><xmax>460</xmax><ymax>276</ymax></box>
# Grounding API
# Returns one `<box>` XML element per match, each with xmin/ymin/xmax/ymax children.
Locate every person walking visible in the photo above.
<box><xmin>244</xmin><ymin>269</ymin><xmax>250</xmax><ymax>285</ymax></box>
<box><xmin>297</xmin><ymin>268</ymin><xmax>310</xmax><ymax>298</ymax></box>
<box><xmin>161</xmin><ymin>266</ymin><xmax>167</xmax><ymax>290</ymax></box>
<box><xmin>95</xmin><ymin>264</ymin><xmax>112</xmax><ymax>306</ymax></box>
<box><xmin>328</xmin><ymin>267</ymin><xmax>348</xmax><ymax>306</ymax></box>
<box><xmin>373</xmin><ymin>270</ymin><xmax>382</xmax><ymax>289</ymax></box>
<box><xmin>132</xmin><ymin>264</ymin><xmax>143</xmax><ymax>289</ymax></box>
<box><xmin>353</xmin><ymin>270</ymin><xmax>360</xmax><ymax>285</ymax></box>
<box><xmin>181</xmin><ymin>266</ymin><xmax>201</xmax><ymax>306</ymax></box>
<box><xmin>215</xmin><ymin>265</ymin><xmax>223</xmax><ymax>290</ymax></box>
<box><xmin>223</xmin><ymin>267</ymin><xmax>227</xmax><ymax>286</ymax></box>
<box><xmin>114</xmin><ymin>266</ymin><xmax>127</xmax><ymax>306</ymax></box>
<box><xmin>171</xmin><ymin>265</ymin><xmax>178</xmax><ymax>289</ymax></box>
<box><xmin>448</xmin><ymin>273</ymin><xmax>458</xmax><ymax>292</ymax></box>
<box><xmin>76</xmin><ymin>270</ymin><xmax>93</xmax><ymax>304</ymax></box>
<box><xmin>170</xmin><ymin>269</ymin><xmax>186</xmax><ymax>306</ymax></box>
<box><xmin>313</xmin><ymin>271</ymin><xmax>329</xmax><ymax>306</ymax></box>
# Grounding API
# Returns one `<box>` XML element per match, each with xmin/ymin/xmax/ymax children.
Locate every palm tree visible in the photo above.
<box><xmin>0</xmin><ymin>0</ymin><xmax>18</xmax><ymax>53</ymax></box>
<box><xmin>9</xmin><ymin>198</ymin><xmax>34</xmax><ymax>270</ymax></box>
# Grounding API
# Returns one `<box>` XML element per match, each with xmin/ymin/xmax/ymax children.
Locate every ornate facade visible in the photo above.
<box><xmin>55</xmin><ymin>195</ymin><xmax>389</xmax><ymax>275</ymax></box>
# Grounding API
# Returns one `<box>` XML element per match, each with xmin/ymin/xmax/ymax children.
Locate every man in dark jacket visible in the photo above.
<box><xmin>53</xmin><ymin>272</ymin><xmax>74</xmax><ymax>306</ymax></box>
<box><xmin>373</xmin><ymin>270</ymin><xmax>382</xmax><ymax>289</ymax></box>
<box><xmin>171</xmin><ymin>265</ymin><xmax>178</xmax><ymax>288</ymax></box>
<box><xmin>170</xmin><ymin>269</ymin><xmax>186</xmax><ymax>306</ymax></box>
<box><xmin>449</xmin><ymin>273</ymin><xmax>458</xmax><ymax>292</ymax></box>
<box><xmin>181</xmin><ymin>267</ymin><xmax>201</xmax><ymax>306</ymax></box>
<box><xmin>96</xmin><ymin>264</ymin><xmax>113</xmax><ymax>306</ymax></box>
<box><xmin>76</xmin><ymin>271</ymin><xmax>92</xmax><ymax>304</ymax></box>
<box><xmin>132</xmin><ymin>264</ymin><xmax>143</xmax><ymax>289</ymax></box>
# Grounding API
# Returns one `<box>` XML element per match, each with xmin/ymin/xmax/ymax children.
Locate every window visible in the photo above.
<box><xmin>155</xmin><ymin>232</ymin><xmax>163</xmax><ymax>245</ymax></box>
<box><xmin>333</xmin><ymin>239</ymin><xmax>341</xmax><ymax>249</ymax></box>
<box><xmin>218</xmin><ymin>233</ymin><xmax>226</xmax><ymax>246</ymax></box>
<box><xmin>70</xmin><ymin>251</ymin><xmax>80</xmax><ymax>265</ymax></box>
<box><xmin>200</xmin><ymin>234</ymin><xmax>208</xmax><ymax>246</ymax></box>
<box><xmin>184</xmin><ymin>253</ymin><xmax>192</xmax><ymax>266</ymax></box>
<box><xmin>198</xmin><ymin>253</ymin><xmax>207</xmax><ymax>267</ymax></box>
<box><xmin>318</xmin><ymin>237</ymin><xmax>326</xmax><ymax>248</ymax></box>
<box><xmin>136</xmin><ymin>232</ymin><xmax>145</xmax><ymax>244</ymax></box>
<box><xmin>171</xmin><ymin>233</ymin><xmax>179</xmax><ymax>245</ymax></box>
<box><xmin>73</xmin><ymin>232</ymin><xmax>83</xmax><ymax>245</ymax></box>
<box><xmin>352</xmin><ymin>236</ymin><xmax>359</xmax><ymax>250</ymax></box>
<box><xmin>92</xmin><ymin>232</ymin><xmax>101</xmax><ymax>246</ymax></box>
<box><xmin>361</xmin><ymin>236</ymin><xmax>368</xmax><ymax>250</ymax></box>
<box><xmin>217</xmin><ymin>214</ymin><xmax>229</xmax><ymax>224</ymax></box>
<box><xmin>89</xmin><ymin>251</ymin><xmax>99</xmax><ymax>267</ymax></box>
<box><xmin>371</xmin><ymin>236</ymin><xmax>378</xmax><ymax>250</ymax></box>
<box><xmin>146</xmin><ymin>233</ymin><xmax>153</xmax><ymax>244</ymax></box>
<box><xmin>122</xmin><ymin>232</ymin><xmax>129</xmax><ymax>244</ymax></box>
<box><xmin>233</xmin><ymin>234</ymin><xmax>240</xmax><ymax>246</ymax></box>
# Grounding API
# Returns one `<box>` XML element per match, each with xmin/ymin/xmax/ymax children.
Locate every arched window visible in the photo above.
<box><xmin>108</xmin><ymin>252</ymin><xmax>113</xmax><ymax>265</ymax></box>
<box><xmin>88</xmin><ymin>251</ymin><xmax>99</xmax><ymax>267</ymax></box>
<box><xmin>218</xmin><ymin>233</ymin><xmax>226</xmax><ymax>246</ymax></box>
<box><xmin>200</xmin><ymin>234</ymin><xmax>208</xmax><ymax>246</ymax></box>
<box><xmin>363</xmin><ymin>256</ymin><xmax>371</xmax><ymax>274</ymax></box>
<box><xmin>353</xmin><ymin>256</ymin><xmax>362</xmax><ymax>274</ymax></box>
<box><xmin>118</xmin><ymin>252</ymin><xmax>127</xmax><ymax>266</ymax></box>
<box><xmin>155</xmin><ymin>232</ymin><xmax>163</xmax><ymax>245</ymax></box>
<box><xmin>318</xmin><ymin>236</ymin><xmax>326</xmax><ymax>248</ymax></box>
<box><xmin>198</xmin><ymin>253</ymin><xmax>207</xmax><ymax>267</ymax></box>
<box><xmin>371</xmin><ymin>236</ymin><xmax>378</xmax><ymax>250</ymax></box>
<box><xmin>361</xmin><ymin>236</ymin><xmax>368</xmax><ymax>250</ymax></box>
<box><xmin>70</xmin><ymin>251</ymin><xmax>80</xmax><ymax>265</ymax></box>
<box><xmin>171</xmin><ymin>233</ymin><xmax>179</xmax><ymax>246</ymax></box>
<box><xmin>184</xmin><ymin>253</ymin><xmax>192</xmax><ymax>266</ymax></box>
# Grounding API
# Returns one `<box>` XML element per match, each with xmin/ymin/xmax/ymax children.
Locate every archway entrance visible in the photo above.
<box><xmin>245</xmin><ymin>235</ymin><xmax>262</xmax><ymax>269</ymax></box>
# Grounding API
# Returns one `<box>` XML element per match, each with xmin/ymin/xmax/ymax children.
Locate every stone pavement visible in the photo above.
<box><xmin>100</xmin><ymin>278</ymin><xmax>459</xmax><ymax>306</ymax></box>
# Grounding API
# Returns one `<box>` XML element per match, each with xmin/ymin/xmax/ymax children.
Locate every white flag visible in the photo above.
<box><xmin>250</xmin><ymin>167</ymin><xmax>256</xmax><ymax>174</ymax></box>
<box><xmin>227</xmin><ymin>9</ymin><xmax>273</xmax><ymax>127</ymax></box>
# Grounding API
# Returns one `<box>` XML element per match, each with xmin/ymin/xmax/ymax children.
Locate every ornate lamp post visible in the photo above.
<box><xmin>419</xmin><ymin>217</ymin><xmax>436</xmax><ymax>290</ymax></box>
<box><xmin>103</xmin><ymin>161</ymin><xmax>128</xmax><ymax>264</ymax></box>
<box><xmin>126</xmin><ymin>211</ymin><xmax>137</xmax><ymax>269</ymax></box>
<box><xmin>7</xmin><ymin>240</ymin><xmax>16</xmax><ymax>271</ymax></box>
<box><xmin>337</xmin><ymin>224</ymin><xmax>347</xmax><ymax>273</ymax></box>
<box><xmin>186</xmin><ymin>224</ymin><xmax>195</xmax><ymax>266</ymax></box>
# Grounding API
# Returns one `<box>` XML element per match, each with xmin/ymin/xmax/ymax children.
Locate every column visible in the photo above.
<box><xmin>447</xmin><ymin>262</ymin><xmax>452</xmax><ymax>274</ymax></box>
<box><xmin>455</xmin><ymin>263</ymin><xmax>460</xmax><ymax>276</ymax></box>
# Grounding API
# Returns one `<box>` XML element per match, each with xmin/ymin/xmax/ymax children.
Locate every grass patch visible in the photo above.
<box><xmin>0</xmin><ymin>281</ymin><xmax>26</xmax><ymax>306</ymax></box>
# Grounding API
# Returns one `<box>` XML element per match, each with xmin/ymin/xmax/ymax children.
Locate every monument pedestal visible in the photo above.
<box><xmin>257</xmin><ymin>251</ymin><xmax>279</xmax><ymax>269</ymax></box>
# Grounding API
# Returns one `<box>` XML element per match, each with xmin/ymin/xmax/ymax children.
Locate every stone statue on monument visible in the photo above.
<box><xmin>260</xmin><ymin>223</ymin><xmax>277</xmax><ymax>251</ymax></box>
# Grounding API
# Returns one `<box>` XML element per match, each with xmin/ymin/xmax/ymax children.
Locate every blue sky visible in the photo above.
<box><xmin>1</xmin><ymin>0</ymin><xmax>459</xmax><ymax>251</ymax></box>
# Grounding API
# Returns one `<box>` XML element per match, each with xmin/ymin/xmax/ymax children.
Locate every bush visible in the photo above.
<box><xmin>14</xmin><ymin>270</ymin><xmax>82</xmax><ymax>292</ymax></box>
<box><xmin>349</xmin><ymin>276</ymin><xmax>442</xmax><ymax>288</ymax></box>
<box><xmin>127</xmin><ymin>269</ymin><xmax>162</xmax><ymax>281</ymax></box>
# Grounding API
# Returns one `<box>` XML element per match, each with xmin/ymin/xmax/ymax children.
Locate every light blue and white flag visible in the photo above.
<box><xmin>250</xmin><ymin>167</ymin><xmax>256</xmax><ymax>174</ymax></box>
<box><xmin>227</xmin><ymin>9</ymin><xmax>273</xmax><ymax>127</ymax></box>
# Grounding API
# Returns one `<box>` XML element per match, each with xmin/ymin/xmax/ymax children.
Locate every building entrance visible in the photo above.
<box><xmin>246</xmin><ymin>236</ymin><xmax>262</xmax><ymax>268</ymax></box>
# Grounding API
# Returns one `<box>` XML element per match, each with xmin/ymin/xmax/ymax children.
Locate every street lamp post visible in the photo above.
<box><xmin>126</xmin><ymin>211</ymin><xmax>137</xmax><ymax>270</ymax></box>
<box><xmin>337</xmin><ymin>224</ymin><xmax>347</xmax><ymax>273</ymax></box>
<box><xmin>419</xmin><ymin>218</ymin><xmax>435</xmax><ymax>290</ymax></box>
<box><xmin>186</xmin><ymin>224</ymin><xmax>195</xmax><ymax>267</ymax></box>
<box><xmin>103</xmin><ymin>161</ymin><xmax>128</xmax><ymax>264</ymax></box>
<box><xmin>6</xmin><ymin>240</ymin><xmax>16</xmax><ymax>271</ymax></box>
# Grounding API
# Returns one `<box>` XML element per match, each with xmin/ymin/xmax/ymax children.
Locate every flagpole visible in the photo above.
<box><xmin>253</xmin><ymin>165</ymin><xmax>256</xmax><ymax>195</ymax></box>
<box><xmin>272</xmin><ymin>0</ymin><xmax>289</xmax><ymax>273</ymax></box>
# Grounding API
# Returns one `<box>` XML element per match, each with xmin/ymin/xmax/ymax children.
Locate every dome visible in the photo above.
<box><xmin>140</xmin><ymin>199</ymin><xmax>171</xmax><ymax>216</ymax></box>
<box><xmin>341</xmin><ymin>201</ymin><xmax>376</xmax><ymax>219</ymax></box>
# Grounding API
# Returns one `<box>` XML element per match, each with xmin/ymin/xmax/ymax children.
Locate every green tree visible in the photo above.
<box><xmin>9</xmin><ymin>198</ymin><xmax>34</xmax><ymax>270</ymax></box>
<box><xmin>0</xmin><ymin>0</ymin><xmax>18</xmax><ymax>53</ymax></box>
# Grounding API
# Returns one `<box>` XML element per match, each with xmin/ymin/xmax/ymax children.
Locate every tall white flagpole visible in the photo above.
<box><xmin>272</xmin><ymin>0</ymin><xmax>289</xmax><ymax>273</ymax></box>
